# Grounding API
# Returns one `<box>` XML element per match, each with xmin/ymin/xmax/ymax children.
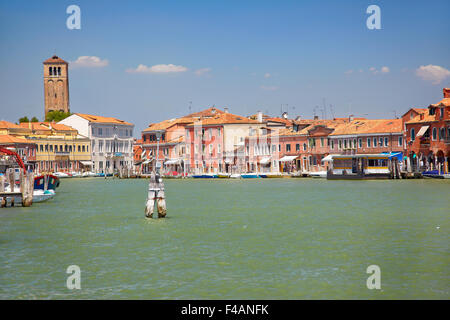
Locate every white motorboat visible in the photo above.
<box><xmin>32</xmin><ymin>189</ymin><xmax>55</xmax><ymax>203</ymax></box>
<box><xmin>230</xmin><ymin>173</ymin><xmax>241</xmax><ymax>179</ymax></box>
<box><xmin>309</xmin><ymin>171</ymin><xmax>327</xmax><ymax>178</ymax></box>
<box><xmin>81</xmin><ymin>171</ymin><xmax>97</xmax><ymax>178</ymax></box>
<box><xmin>54</xmin><ymin>172</ymin><xmax>70</xmax><ymax>178</ymax></box>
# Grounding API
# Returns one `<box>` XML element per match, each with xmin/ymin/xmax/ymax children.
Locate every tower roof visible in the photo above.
<box><xmin>43</xmin><ymin>55</ymin><xmax>68</xmax><ymax>64</ymax></box>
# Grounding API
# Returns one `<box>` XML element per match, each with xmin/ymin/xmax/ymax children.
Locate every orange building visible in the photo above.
<box><xmin>404</xmin><ymin>88</ymin><xmax>450</xmax><ymax>173</ymax></box>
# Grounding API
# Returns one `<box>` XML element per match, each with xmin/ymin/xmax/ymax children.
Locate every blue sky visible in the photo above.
<box><xmin>0</xmin><ymin>0</ymin><xmax>449</xmax><ymax>135</ymax></box>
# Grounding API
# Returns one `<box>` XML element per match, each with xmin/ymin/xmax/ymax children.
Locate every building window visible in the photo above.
<box><xmin>440</xmin><ymin>107</ymin><xmax>444</xmax><ymax>119</ymax></box>
<box><xmin>278</xmin><ymin>144</ymin><xmax>281</xmax><ymax>152</ymax></box>
<box><xmin>69</xmin><ymin>146</ymin><xmax>72</xmax><ymax>152</ymax></box>
<box><xmin>296</xmin><ymin>143</ymin><xmax>300</xmax><ymax>151</ymax></box>
<box><xmin>82</xmin><ymin>145</ymin><xmax>85</xmax><ymax>152</ymax></box>
<box><xmin>303</xmin><ymin>143</ymin><xmax>307</xmax><ymax>151</ymax></box>
<box><xmin>398</xmin><ymin>136</ymin><xmax>403</xmax><ymax>147</ymax></box>
<box><xmin>98</xmin><ymin>128</ymin><xmax>102</xmax><ymax>136</ymax></box>
<box><xmin>49</xmin><ymin>67</ymin><xmax>52</xmax><ymax>75</ymax></box>
<box><xmin>432</xmin><ymin>127</ymin><xmax>437</xmax><ymax>141</ymax></box>
<box><xmin>286</xmin><ymin>144</ymin><xmax>291</xmax><ymax>152</ymax></box>
<box><xmin>209</xmin><ymin>144</ymin><xmax>213</xmax><ymax>154</ymax></box>
<box><xmin>439</xmin><ymin>127</ymin><xmax>445</xmax><ymax>140</ymax></box>
<box><xmin>379</xmin><ymin>137</ymin><xmax>383</xmax><ymax>147</ymax></box>
<box><xmin>320</xmin><ymin>138</ymin><xmax>324</xmax><ymax>147</ymax></box>
<box><xmin>373</xmin><ymin>138</ymin><xmax>377</xmax><ymax>147</ymax></box>
<box><xmin>344</xmin><ymin>140</ymin><xmax>347</xmax><ymax>149</ymax></box>
<box><xmin>338</xmin><ymin>140</ymin><xmax>342</xmax><ymax>149</ymax></box>
<box><xmin>217</xmin><ymin>128</ymin><xmax>221</xmax><ymax>136</ymax></box>
<box><xmin>217</xmin><ymin>144</ymin><xmax>221</xmax><ymax>154</ymax></box>
<box><xmin>330</xmin><ymin>140</ymin><xmax>334</xmax><ymax>150</ymax></box>
<box><xmin>367</xmin><ymin>138</ymin><xmax>371</xmax><ymax>148</ymax></box>
<box><xmin>384</xmin><ymin>137</ymin><xmax>389</xmax><ymax>147</ymax></box>
<box><xmin>272</xmin><ymin>144</ymin><xmax>276</xmax><ymax>152</ymax></box>
<box><xmin>40</xmin><ymin>145</ymin><xmax>44</xmax><ymax>152</ymax></box>
<box><xmin>358</xmin><ymin>138</ymin><xmax>362</xmax><ymax>148</ymax></box>
<box><xmin>411</xmin><ymin>128</ymin><xmax>416</xmax><ymax>141</ymax></box>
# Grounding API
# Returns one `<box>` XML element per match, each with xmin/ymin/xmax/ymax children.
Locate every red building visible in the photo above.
<box><xmin>404</xmin><ymin>88</ymin><xmax>450</xmax><ymax>173</ymax></box>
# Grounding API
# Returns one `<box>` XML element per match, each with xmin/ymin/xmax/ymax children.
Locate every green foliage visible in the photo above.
<box><xmin>31</xmin><ymin>117</ymin><xmax>39</xmax><ymax>122</ymax></box>
<box><xmin>45</xmin><ymin>111</ymin><xmax>72</xmax><ymax>122</ymax></box>
<box><xmin>18</xmin><ymin>116</ymin><xmax>30</xmax><ymax>123</ymax></box>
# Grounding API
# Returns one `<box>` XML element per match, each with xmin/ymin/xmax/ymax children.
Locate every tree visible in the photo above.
<box><xmin>31</xmin><ymin>117</ymin><xmax>39</xmax><ymax>122</ymax></box>
<box><xmin>45</xmin><ymin>111</ymin><xmax>72</xmax><ymax>122</ymax></box>
<box><xmin>18</xmin><ymin>116</ymin><xmax>30</xmax><ymax>123</ymax></box>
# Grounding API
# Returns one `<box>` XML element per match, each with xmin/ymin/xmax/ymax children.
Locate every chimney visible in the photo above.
<box><xmin>314</xmin><ymin>115</ymin><xmax>319</xmax><ymax>120</ymax></box>
<box><xmin>444</xmin><ymin>88</ymin><xmax>450</xmax><ymax>98</ymax></box>
<box><xmin>420</xmin><ymin>113</ymin><xmax>424</xmax><ymax>120</ymax></box>
<box><xmin>282</xmin><ymin>112</ymin><xmax>288</xmax><ymax>119</ymax></box>
<box><xmin>224</xmin><ymin>107</ymin><xmax>229</xmax><ymax>113</ymax></box>
<box><xmin>349</xmin><ymin>114</ymin><xmax>354</xmax><ymax>121</ymax></box>
<box><xmin>257</xmin><ymin>110</ymin><xmax>263</xmax><ymax>123</ymax></box>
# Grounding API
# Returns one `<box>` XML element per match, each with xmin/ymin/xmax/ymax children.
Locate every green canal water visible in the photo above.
<box><xmin>0</xmin><ymin>178</ymin><xmax>449</xmax><ymax>299</ymax></box>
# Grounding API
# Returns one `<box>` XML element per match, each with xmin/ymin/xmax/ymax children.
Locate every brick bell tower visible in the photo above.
<box><xmin>43</xmin><ymin>55</ymin><xmax>70</xmax><ymax>116</ymax></box>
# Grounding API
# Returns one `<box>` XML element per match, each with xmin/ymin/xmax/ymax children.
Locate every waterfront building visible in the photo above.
<box><xmin>403</xmin><ymin>88</ymin><xmax>450</xmax><ymax>173</ymax></box>
<box><xmin>185</xmin><ymin>111</ymin><xmax>263</xmax><ymax>174</ymax></box>
<box><xmin>0</xmin><ymin>134</ymin><xmax>36</xmax><ymax>171</ymax></box>
<box><xmin>17</xmin><ymin>122</ymin><xmax>91</xmax><ymax>173</ymax></box>
<box><xmin>328</xmin><ymin>118</ymin><xmax>404</xmax><ymax>157</ymax></box>
<box><xmin>43</xmin><ymin>55</ymin><xmax>70</xmax><ymax>116</ymax></box>
<box><xmin>58</xmin><ymin>113</ymin><xmax>134</xmax><ymax>173</ymax></box>
<box><xmin>133</xmin><ymin>138</ymin><xmax>143</xmax><ymax>175</ymax></box>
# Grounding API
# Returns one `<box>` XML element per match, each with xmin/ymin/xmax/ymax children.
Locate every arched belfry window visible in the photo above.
<box><xmin>58</xmin><ymin>67</ymin><xmax>61</xmax><ymax>75</ymax></box>
<box><xmin>49</xmin><ymin>67</ymin><xmax>53</xmax><ymax>75</ymax></box>
<box><xmin>53</xmin><ymin>67</ymin><xmax>57</xmax><ymax>75</ymax></box>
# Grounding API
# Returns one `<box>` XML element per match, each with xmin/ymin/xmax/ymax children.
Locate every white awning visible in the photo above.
<box><xmin>164</xmin><ymin>159</ymin><xmax>181</xmax><ymax>165</ymax></box>
<box><xmin>224</xmin><ymin>158</ymin><xmax>233</xmax><ymax>164</ymax></box>
<box><xmin>141</xmin><ymin>150</ymin><xmax>146</xmax><ymax>158</ymax></box>
<box><xmin>80</xmin><ymin>161</ymin><xmax>93</xmax><ymax>166</ymax></box>
<box><xmin>142</xmin><ymin>159</ymin><xmax>151</xmax><ymax>164</ymax></box>
<box><xmin>279</xmin><ymin>155</ymin><xmax>298</xmax><ymax>162</ymax></box>
<box><xmin>416</xmin><ymin>125</ymin><xmax>429</xmax><ymax>137</ymax></box>
<box><xmin>259</xmin><ymin>157</ymin><xmax>271</xmax><ymax>164</ymax></box>
<box><xmin>321</xmin><ymin>154</ymin><xmax>340</xmax><ymax>163</ymax></box>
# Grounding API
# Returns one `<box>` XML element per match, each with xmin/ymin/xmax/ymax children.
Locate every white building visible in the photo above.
<box><xmin>59</xmin><ymin>113</ymin><xmax>135</xmax><ymax>173</ymax></box>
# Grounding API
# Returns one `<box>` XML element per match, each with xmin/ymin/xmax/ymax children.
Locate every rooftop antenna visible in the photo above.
<box><xmin>322</xmin><ymin>98</ymin><xmax>327</xmax><ymax>119</ymax></box>
<box><xmin>329</xmin><ymin>104</ymin><xmax>335</xmax><ymax>119</ymax></box>
<box><xmin>189</xmin><ymin>101</ymin><xmax>192</xmax><ymax>114</ymax></box>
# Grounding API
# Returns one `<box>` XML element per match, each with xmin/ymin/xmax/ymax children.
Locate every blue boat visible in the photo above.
<box><xmin>241</xmin><ymin>173</ymin><xmax>260</xmax><ymax>178</ymax></box>
<box><xmin>192</xmin><ymin>174</ymin><xmax>218</xmax><ymax>178</ymax></box>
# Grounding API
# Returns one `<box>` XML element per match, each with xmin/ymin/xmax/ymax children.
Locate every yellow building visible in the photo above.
<box><xmin>17</xmin><ymin>122</ymin><xmax>92</xmax><ymax>173</ymax></box>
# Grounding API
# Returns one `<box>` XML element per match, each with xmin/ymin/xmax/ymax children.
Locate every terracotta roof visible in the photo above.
<box><xmin>75</xmin><ymin>113</ymin><xmax>133</xmax><ymax>126</ymax></box>
<box><xmin>186</xmin><ymin>112</ymin><xmax>261</xmax><ymax>126</ymax></box>
<box><xmin>0</xmin><ymin>134</ymin><xmax>33</xmax><ymax>145</ymax></box>
<box><xmin>430</xmin><ymin>98</ymin><xmax>450</xmax><ymax>107</ymax></box>
<box><xmin>43</xmin><ymin>55</ymin><xmax>68</xmax><ymax>64</ymax></box>
<box><xmin>0</xmin><ymin>121</ymin><xmax>22</xmax><ymax>129</ymax></box>
<box><xmin>405</xmin><ymin>113</ymin><xmax>437</xmax><ymax>124</ymax></box>
<box><xmin>185</xmin><ymin>107</ymin><xmax>225</xmax><ymax>118</ymax></box>
<box><xmin>265</xmin><ymin>117</ymin><xmax>293</xmax><ymax>126</ymax></box>
<box><xmin>18</xmin><ymin>122</ymin><xmax>77</xmax><ymax>132</ymax></box>
<box><xmin>330</xmin><ymin>119</ymin><xmax>402</xmax><ymax>136</ymax></box>
<box><xmin>144</xmin><ymin>117</ymin><xmax>194</xmax><ymax>132</ymax></box>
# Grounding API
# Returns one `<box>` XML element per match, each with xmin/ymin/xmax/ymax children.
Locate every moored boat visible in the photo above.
<box><xmin>309</xmin><ymin>171</ymin><xmax>327</xmax><ymax>178</ymax></box>
<box><xmin>241</xmin><ymin>173</ymin><xmax>260</xmax><ymax>178</ymax></box>
<box><xmin>217</xmin><ymin>173</ymin><xmax>231</xmax><ymax>178</ymax></box>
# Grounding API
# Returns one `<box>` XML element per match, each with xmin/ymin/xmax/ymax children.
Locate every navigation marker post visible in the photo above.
<box><xmin>145</xmin><ymin>130</ymin><xmax>167</xmax><ymax>218</ymax></box>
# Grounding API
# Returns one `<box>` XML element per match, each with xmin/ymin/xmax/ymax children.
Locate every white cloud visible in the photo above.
<box><xmin>260</xmin><ymin>85</ymin><xmax>278</xmax><ymax>91</ymax></box>
<box><xmin>126</xmin><ymin>64</ymin><xmax>188</xmax><ymax>74</ymax></box>
<box><xmin>264</xmin><ymin>73</ymin><xmax>271</xmax><ymax>78</ymax></box>
<box><xmin>415</xmin><ymin>65</ymin><xmax>450</xmax><ymax>85</ymax></box>
<box><xmin>71</xmin><ymin>56</ymin><xmax>109</xmax><ymax>68</ymax></box>
<box><xmin>194</xmin><ymin>68</ymin><xmax>211</xmax><ymax>76</ymax></box>
<box><xmin>369</xmin><ymin>66</ymin><xmax>389</xmax><ymax>74</ymax></box>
